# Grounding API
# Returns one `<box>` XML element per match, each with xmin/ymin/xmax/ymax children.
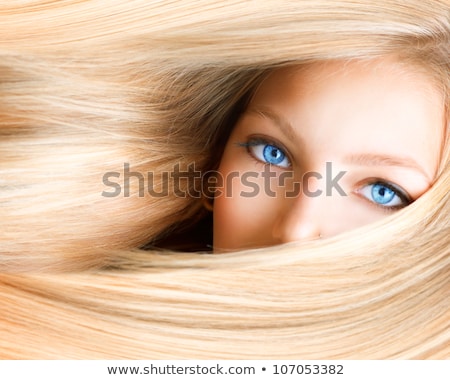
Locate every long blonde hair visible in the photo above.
<box><xmin>0</xmin><ymin>0</ymin><xmax>449</xmax><ymax>358</ymax></box>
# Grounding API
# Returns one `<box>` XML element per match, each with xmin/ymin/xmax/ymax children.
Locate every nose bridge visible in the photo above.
<box><xmin>272</xmin><ymin>188</ymin><xmax>324</xmax><ymax>243</ymax></box>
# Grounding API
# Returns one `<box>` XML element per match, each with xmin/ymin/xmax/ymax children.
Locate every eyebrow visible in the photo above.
<box><xmin>246</xmin><ymin>105</ymin><xmax>432</xmax><ymax>182</ymax></box>
<box><xmin>345</xmin><ymin>153</ymin><xmax>432</xmax><ymax>181</ymax></box>
<box><xmin>246</xmin><ymin>105</ymin><xmax>296</xmax><ymax>140</ymax></box>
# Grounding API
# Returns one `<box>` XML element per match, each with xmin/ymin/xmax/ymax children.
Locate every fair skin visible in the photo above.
<box><xmin>213</xmin><ymin>58</ymin><xmax>444</xmax><ymax>251</ymax></box>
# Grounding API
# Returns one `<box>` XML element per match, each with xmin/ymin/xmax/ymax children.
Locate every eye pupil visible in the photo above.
<box><xmin>371</xmin><ymin>183</ymin><xmax>395</xmax><ymax>205</ymax></box>
<box><xmin>263</xmin><ymin>144</ymin><xmax>285</xmax><ymax>165</ymax></box>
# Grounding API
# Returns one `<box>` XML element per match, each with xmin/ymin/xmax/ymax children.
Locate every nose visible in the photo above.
<box><xmin>272</xmin><ymin>194</ymin><xmax>323</xmax><ymax>243</ymax></box>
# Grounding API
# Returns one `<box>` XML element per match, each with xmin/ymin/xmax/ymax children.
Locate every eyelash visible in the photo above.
<box><xmin>237</xmin><ymin>138</ymin><xmax>412</xmax><ymax>210</ymax></box>
<box><xmin>355</xmin><ymin>179</ymin><xmax>412</xmax><ymax>211</ymax></box>
<box><xmin>237</xmin><ymin>136</ymin><xmax>292</xmax><ymax>169</ymax></box>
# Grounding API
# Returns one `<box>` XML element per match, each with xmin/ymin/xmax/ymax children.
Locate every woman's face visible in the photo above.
<box><xmin>213</xmin><ymin>58</ymin><xmax>444</xmax><ymax>251</ymax></box>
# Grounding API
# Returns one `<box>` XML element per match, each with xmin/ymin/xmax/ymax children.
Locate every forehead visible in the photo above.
<box><xmin>247</xmin><ymin>58</ymin><xmax>444</xmax><ymax>179</ymax></box>
<box><xmin>253</xmin><ymin>58</ymin><xmax>442</xmax><ymax>104</ymax></box>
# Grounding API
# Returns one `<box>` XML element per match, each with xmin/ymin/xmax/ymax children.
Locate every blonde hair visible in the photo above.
<box><xmin>0</xmin><ymin>0</ymin><xmax>449</xmax><ymax>358</ymax></box>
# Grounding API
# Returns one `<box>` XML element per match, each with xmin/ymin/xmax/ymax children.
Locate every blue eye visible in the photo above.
<box><xmin>263</xmin><ymin>145</ymin><xmax>286</xmax><ymax>165</ymax></box>
<box><xmin>358</xmin><ymin>181</ymin><xmax>410</xmax><ymax>209</ymax></box>
<box><xmin>244</xmin><ymin>138</ymin><xmax>291</xmax><ymax>168</ymax></box>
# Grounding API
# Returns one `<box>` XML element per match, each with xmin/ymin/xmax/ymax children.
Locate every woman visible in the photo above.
<box><xmin>212</xmin><ymin>58</ymin><xmax>445</xmax><ymax>250</ymax></box>
<box><xmin>0</xmin><ymin>0</ymin><xmax>448</xmax><ymax>358</ymax></box>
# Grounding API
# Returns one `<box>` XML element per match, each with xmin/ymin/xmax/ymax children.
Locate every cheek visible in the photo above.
<box><xmin>213</xmin><ymin>150</ymin><xmax>245</xmax><ymax>249</ymax></box>
<box><xmin>213</xmin><ymin>190</ymin><xmax>279</xmax><ymax>251</ymax></box>
<box><xmin>212</xmin><ymin>164</ymin><xmax>283</xmax><ymax>250</ymax></box>
<box><xmin>212</xmin><ymin>194</ymin><xmax>245</xmax><ymax>250</ymax></box>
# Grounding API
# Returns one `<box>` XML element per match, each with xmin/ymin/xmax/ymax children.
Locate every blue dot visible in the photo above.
<box><xmin>263</xmin><ymin>145</ymin><xmax>285</xmax><ymax>165</ymax></box>
<box><xmin>371</xmin><ymin>183</ymin><xmax>395</xmax><ymax>204</ymax></box>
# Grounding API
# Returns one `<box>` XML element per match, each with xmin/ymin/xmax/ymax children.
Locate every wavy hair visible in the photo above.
<box><xmin>0</xmin><ymin>0</ymin><xmax>449</xmax><ymax>358</ymax></box>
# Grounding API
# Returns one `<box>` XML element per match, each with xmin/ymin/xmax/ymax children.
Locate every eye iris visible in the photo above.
<box><xmin>371</xmin><ymin>183</ymin><xmax>395</xmax><ymax>204</ymax></box>
<box><xmin>263</xmin><ymin>144</ymin><xmax>285</xmax><ymax>165</ymax></box>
